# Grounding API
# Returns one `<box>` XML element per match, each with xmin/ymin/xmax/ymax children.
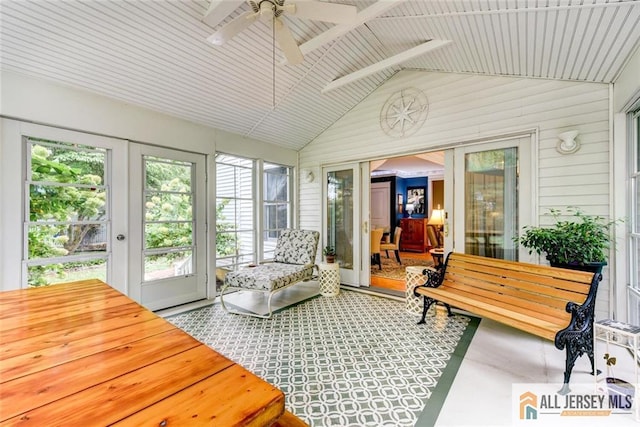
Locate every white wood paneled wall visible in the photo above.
<box><xmin>299</xmin><ymin>69</ymin><xmax>611</xmax><ymax>318</ymax></box>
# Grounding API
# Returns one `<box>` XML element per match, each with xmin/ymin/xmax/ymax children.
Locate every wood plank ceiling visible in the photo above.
<box><xmin>1</xmin><ymin>0</ymin><xmax>639</xmax><ymax>150</ymax></box>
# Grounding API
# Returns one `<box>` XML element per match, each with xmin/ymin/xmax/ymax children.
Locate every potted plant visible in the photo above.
<box><xmin>323</xmin><ymin>246</ymin><xmax>336</xmax><ymax>263</ymax></box>
<box><xmin>516</xmin><ymin>207</ymin><xmax>620</xmax><ymax>273</ymax></box>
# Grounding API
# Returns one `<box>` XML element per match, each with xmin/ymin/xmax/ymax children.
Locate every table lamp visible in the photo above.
<box><xmin>428</xmin><ymin>206</ymin><xmax>445</xmax><ymax>246</ymax></box>
<box><xmin>405</xmin><ymin>203</ymin><xmax>415</xmax><ymax>218</ymax></box>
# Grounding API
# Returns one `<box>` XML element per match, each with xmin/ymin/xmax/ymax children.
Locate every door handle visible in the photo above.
<box><xmin>363</xmin><ymin>221</ymin><xmax>368</xmax><ymax>233</ymax></box>
<box><xmin>116</xmin><ymin>234</ymin><xmax>126</xmax><ymax>241</ymax></box>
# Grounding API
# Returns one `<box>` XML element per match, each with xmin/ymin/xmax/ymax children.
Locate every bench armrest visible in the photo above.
<box><xmin>422</xmin><ymin>267</ymin><xmax>443</xmax><ymax>288</ymax></box>
<box><xmin>554</xmin><ymin>272</ymin><xmax>602</xmax><ymax>350</ymax></box>
<box><xmin>413</xmin><ymin>267</ymin><xmax>444</xmax><ymax>298</ymax></box>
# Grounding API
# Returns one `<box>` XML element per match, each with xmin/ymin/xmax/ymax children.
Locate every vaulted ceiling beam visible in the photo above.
<box><xmin>287</xmin><ymin>0</ymin><xmax>408</xmax><ymax>63</ymax></box>
<box><xmin>203</xmin><ymin>0</ymin><xmax>245</xmax><ymax>28</ymax></box>
<box><xmin>322</xmin><ymin>39</ymin><xmax>452</xmax><ymax>93</ymax></box>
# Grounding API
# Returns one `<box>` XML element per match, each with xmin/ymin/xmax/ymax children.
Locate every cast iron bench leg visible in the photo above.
<box><xmin>417</xmin><ymin>296</ymin><xmax>453</xmax><ymax>324</ymax></box>
<box><xmin>444</xmin><ymin>303</ymin><xmax>453</xmax><ymax>317</ymax></box>
<box><xmin>418</xmin><ymin>295</ymin><xmax>435</xmax><ymax>325</ymax></box>
<box><xmin>557</xmin><ymin>331</ymin><xmax>599</xmax><ymax>395</ymax></box>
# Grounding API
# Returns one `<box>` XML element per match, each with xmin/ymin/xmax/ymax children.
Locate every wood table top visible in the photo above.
<box><xmin>0</xmin><ymin>279</ymin><xmax>285</xmax><ymax>426</ymax></box>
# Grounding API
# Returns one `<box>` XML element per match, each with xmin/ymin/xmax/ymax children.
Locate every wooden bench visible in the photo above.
<box><xmin>414</xmin><ymin>252</ymin><xmax>602</xmax><ymax>394</ymax></box>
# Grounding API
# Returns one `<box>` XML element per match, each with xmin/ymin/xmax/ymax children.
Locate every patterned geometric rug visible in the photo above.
<box><xmin>371</xmin><ymin>255</ymin><xmax>434</xmax><ymax>280</ymax></box>
<box><xmin>168</xmin><ymin>291</ymin><xmax>476</xmax><ymax>427</ymax></box>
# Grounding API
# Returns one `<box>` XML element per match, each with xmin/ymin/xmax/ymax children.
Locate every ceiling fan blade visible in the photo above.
<box><xmin>290</xmin><ymin>0</ymin><xmax>357</xmax><ymax>25</ymax></box>
<box><xmin>206</xmin><ymin>11</ymin><xmax>258</xmax><ymax>45</ymax></box>
<box><xmin>274</xmin><ymin>18</ymin><xmax>304</xmax><ymax>65</ymax></box>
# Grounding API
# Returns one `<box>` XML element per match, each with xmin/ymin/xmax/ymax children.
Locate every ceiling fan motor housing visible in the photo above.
<box><xmin>252</xmin><ymin>0</ymin><xmax>292</xmax><ymax>21</ymax></box>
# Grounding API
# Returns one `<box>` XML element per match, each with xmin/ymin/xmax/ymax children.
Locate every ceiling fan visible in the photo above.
<box><xmin>206</xmin><ymin>0</ymin><xmax>357</xmax><ymax>65</ymax></box>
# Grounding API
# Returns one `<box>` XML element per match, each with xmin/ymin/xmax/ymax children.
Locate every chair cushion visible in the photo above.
<box><xmin>273</xmin><ymin>229</ymin><xmax>319</xmax><ymax>265</ymax></box>
<box><xmin>224</xmin><ymin>263</ymin><xmax>314</xmax><ymax>291</ymax></box>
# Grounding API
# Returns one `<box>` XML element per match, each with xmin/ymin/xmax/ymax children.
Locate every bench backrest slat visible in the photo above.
<box><xmin>440</xmin><ymin>253</ymin><xmax>595</xmax><ymax>318</ymax></box>
<box><xmin>444</xmin><ymin>267</ymin><xmax>589</xmax><ymax>306</ymax></box>
<box><xmin>441</xmin><ymin>280</ymin><xmax>572</xmax><ymax>324</ymax></box>
<box><xmin>448</xmin><ymin>257</ymin><xmax>592</xmax><ymax>295</ymax></box>
<box><xmin>447</xmin><ymin>254</ymin><xmax>594</xmax><ymax>284</ymax></box>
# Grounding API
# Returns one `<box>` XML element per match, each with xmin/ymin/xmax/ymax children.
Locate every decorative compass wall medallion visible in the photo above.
<box><xmin>379</xmin><ymin>88</ymin><xmax>429</xmax><ymax>138</ymax></box>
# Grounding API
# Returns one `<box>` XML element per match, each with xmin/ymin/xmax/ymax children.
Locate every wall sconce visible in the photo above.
<box><xmin>556</xmin><ymin>130</ymin><xmax>580</xmax><ymax>154</ymax></box>
<box><xmin>301</xmin><ymin>168</ymin><xmax>315</xmax><ymax>183</ymax></box>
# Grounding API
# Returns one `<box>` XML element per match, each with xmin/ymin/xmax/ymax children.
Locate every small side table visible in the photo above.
<box><xmin>405</xmin><ymin>266</ymin><xmax>425</xmax><ymax>314</ymax></box>
<box><xmin>429</xmin><ymin>248</ymin><xmax>444</xmax><ymax>269</ymax></box>
<box><xmin>318</xmin><ymin>262</ymin><xmax>340</xmax><ymax>297</ymax></box>
<box><xmin>594</xmin><ymin>319</ymin><xmax>640</xmax><ymax>421</ymax></box>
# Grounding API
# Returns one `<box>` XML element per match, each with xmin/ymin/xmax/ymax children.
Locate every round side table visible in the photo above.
<box><xmin>405</xmin><ymin>266</ymin><xmax>425</xmax><ymax>314</ymax></box>
<box><xmin>318</xmin><ymin>262</ymin><xmax>340</xmax><ymax>297</ymax></box>
<box><xmin>429</xmin><ymin>248</ymin><xmax>444</xmax><ymax>269</ymax></box>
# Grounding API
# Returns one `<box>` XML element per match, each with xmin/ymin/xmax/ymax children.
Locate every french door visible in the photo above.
<box><xmin>129</xmin><ymin>144</ymin><xmax>207</xmax><ymax>310</ymax></box>
<box><xmin>323</xmin><ymin>163</ymin><xmax>368</xmax><ymax>286</ymax></box>
<box><xmin>14</xmin><ymin>122</ymin><xmax>128</xmax><ymax>291</ymax></box>
<box><xmin>451</xmin><ymin>136</ymin><xmax>533</xmax><ymax>261</ymax></box>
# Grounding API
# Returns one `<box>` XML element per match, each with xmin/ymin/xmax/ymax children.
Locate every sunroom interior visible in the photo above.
<box><xmin>2</xmin><ymin>0</ymin><xmax>640</xmax><ymax>425</ymax></box>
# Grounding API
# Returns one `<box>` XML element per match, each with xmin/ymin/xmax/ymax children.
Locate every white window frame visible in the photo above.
<box><xmin>262</xmin><ymin>161</ymin><xmax>293</xmax><ymax>261</ymax></box>
<box><xmin>214</xmin><ymin>154</ymin><xmax>294</xmax><ymax>272</ymax></box>
<box><xmin>215</xmin><ymin>153</ymin><xmax>257</xmax><ymax>271</ymax></box>
<box><xmin>628</xmin><ymin>108</ymin><xmax>640</xmax><ymax>324</ymax></box>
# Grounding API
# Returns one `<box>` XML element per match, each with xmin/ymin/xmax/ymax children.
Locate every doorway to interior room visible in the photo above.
<box><xmin>369</xmin><ymin>152</ymin><xmax>445</xmax><ymax>294</ymax></box>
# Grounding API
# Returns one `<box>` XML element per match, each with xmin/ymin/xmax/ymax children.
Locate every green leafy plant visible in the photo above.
<box><xmin>516</xmin><ymin>207</ymin><xmax>621</xmax><ymax>266</ymax></box>
<box><xmin>322</xmin><ymin>246</ymin><xmax>336</xmax><ymax>257</ymax></box>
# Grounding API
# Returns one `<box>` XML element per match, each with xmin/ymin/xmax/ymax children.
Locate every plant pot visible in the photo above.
<box><xmin>549</xmin><ymin>261</ymin><xmax>606</xmax><ymax>274</ymax></box>
<box><xmin>325</xmin><ymin>255</ymin><xmax>335</xmax><ymax>264</ymax></box>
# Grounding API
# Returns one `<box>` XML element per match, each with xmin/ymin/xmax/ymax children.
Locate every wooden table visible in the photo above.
<box><xmin>0</xmin><ymin>279</ymin><xmax>286</xmax><ymax>426</ymax></box>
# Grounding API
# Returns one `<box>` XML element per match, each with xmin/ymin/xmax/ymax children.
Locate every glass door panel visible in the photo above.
<box><xmin>453</xmin><ymin>136</ymin><xmax>532</xmax><ymax>261</ymax></box>
<box><xmin>130</xmin><ymin>144</ymin><xmax>206</xmax><ymax>310</ymax></box>
<box><xmin>464</xmin><ymin>147</ymin><xmax>518</xmax><ymax>260</ymax></box>
<box><xmin>324</xmin><ymin>164</ymin><xmax>361</xmax><ymax>285</ymax></box>
<box><xmin>23</xmin><ymin>135</ymin><xmax>123</xmax><ymax>287</ymax></box>
<box><xmin>327</xmin><ymin>170</ymin><xmax>354</xmax><ymax>270</ymax></box>
<box><xmin>143</xmin><ymin>157</ymin><xmax>194</xmax><ymax>281</ymax></box>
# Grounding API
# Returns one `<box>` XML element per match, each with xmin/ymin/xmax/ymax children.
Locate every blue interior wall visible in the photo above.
<box><xmin>397</xmin><ymin>176</ymin><xmax>428</xmax><ymax>220</ymax></box>
<box><xmin>372</xmin><ymin>176</ymin><xmax>429</xmax><ymax>238</ymax></box>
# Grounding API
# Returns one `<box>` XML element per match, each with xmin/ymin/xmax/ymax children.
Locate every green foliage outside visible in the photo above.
<box><xmin>28</xmin><ymin>143</ymin><xmax>236</xmax><ymax>287</ymax></box>
<box><xmin>144</xmin><ymin>159</ymin><xmax>193</xmax><ymax>252</ymax></box>
<box><xmin>216</xmin><ymin>200</ymin><xmax>236</xmax><ymax>257</ymax></box>
<box><xmin>29</xmin><ymin>143</ymin><xmax>106</xmax><ymax>286</ymax></box>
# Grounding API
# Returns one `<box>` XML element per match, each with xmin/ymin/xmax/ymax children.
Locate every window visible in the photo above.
<box><xmin>142</xmin><ymin>156</ymin><xmax>195</xmax><ymax>281</ymax></box>
<box><xmin>215</xmin><ymin>154</ymin><xmax>255</xmax><ymax>271</ymax></box>
<box><xmin>263</xmin><ymin>162</ymin><xmax>292</xmax><ymax>259</ymax></box>
<box><xmin>630</xmin><ymin>109</ymin><xmax>640</xmax><ymax>324</ymax></box>
<box><xmin>215</xmin><ymin>155</ymin><xmax>293</xmax><ymax>275</ymax></box>
<box><xmin>24</xmin><ymin>137</ymin><xmax>109</xmax><ymax>287</ymax></box>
